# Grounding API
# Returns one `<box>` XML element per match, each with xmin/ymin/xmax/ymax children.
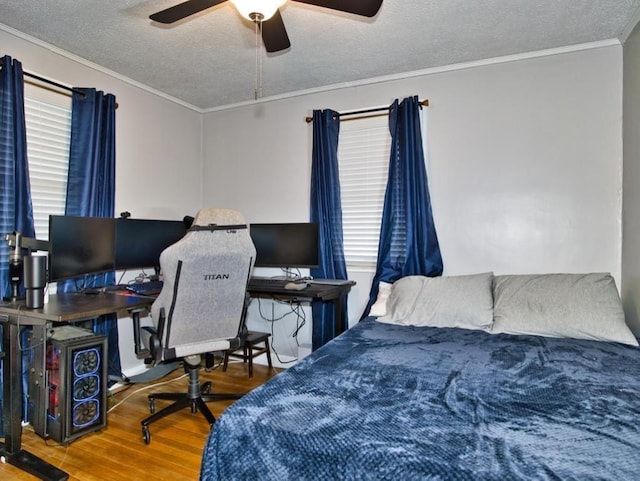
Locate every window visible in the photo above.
<box><xmin>337</xmin><ymin>109</ymin><xmax>430</xmax><ymax>270</ymax></box>
<box><xmin>337</xmin><ymin>116</ymin><xmax>391</xmax><ymax>268</ymax></box>
<box><xmin>23</xmin><ymin>86</ymin><xmax>71</xmax><ymax>241</ymax></box>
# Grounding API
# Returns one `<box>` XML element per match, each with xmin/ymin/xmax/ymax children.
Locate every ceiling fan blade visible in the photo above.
<box><xmin>262</xmin><ymin>10</ymin><xmax>291</xmax><ymax>53</ymax></box>
<box><xmin>292</xmin><ymin>0</ymin><xmax>382</xmax><ymax>17</ymax></box>
<box><xmin>149</xmin><ymin>0</ymin><xmax>227</xmax><ymax>24</ymax></box>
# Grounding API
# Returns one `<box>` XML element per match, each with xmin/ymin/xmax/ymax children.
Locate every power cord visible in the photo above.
<box><xmin>256</xmin><ymin>297</ymin><xmax>306</xmax><ymax>365</ymax></box>
<box><xmin>107</xmin><ymin>371</ymin><xmax>188</xmax><ymax>413</ymax></box>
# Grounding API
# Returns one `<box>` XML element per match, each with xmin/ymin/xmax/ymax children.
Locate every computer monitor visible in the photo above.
<box><xmin>48</xmin><ymin>215</ymin><xmax>116</xmax><ymax>282</ymax></box>
<box><xmin>114</xmin><ymin>218</ymin><xmax>187</xmax><ymax>271</ymax></box>
<box><xmin>249</xmin><ymin>223</ymin><xmax>319</xmax><ymax>268</ymax></box>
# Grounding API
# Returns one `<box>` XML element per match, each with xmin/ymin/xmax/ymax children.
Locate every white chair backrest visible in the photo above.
<box><xmin>151</xmin><ymin>208</ymin><xmax>255</xmax><ymax>359</ymax></box>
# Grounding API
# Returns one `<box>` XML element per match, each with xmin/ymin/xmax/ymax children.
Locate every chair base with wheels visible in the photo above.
<box><xmin>141</xmin><ymin>354</ymin><xmax>242</xmax><ymax>444</ymax></box>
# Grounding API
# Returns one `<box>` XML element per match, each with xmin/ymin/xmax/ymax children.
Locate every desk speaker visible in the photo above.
<box><xmin>29</xmin><ymin>325</ymin><xmax>107</xmax><ymax>444</ymax></box>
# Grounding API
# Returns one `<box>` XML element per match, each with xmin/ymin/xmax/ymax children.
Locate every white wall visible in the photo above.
<box><xmin>1</xmin><ymin>27</ymin><xmax>204</xmax><ymax>374</ymax></box>
<box><xmin>203</xmin><ymin>43</ymin><xmax>624</xmax><ymax>357</ymax></box>
<box><xmin>623</xmin><ymin>22</ymin><xmax>640</xmax><ymax>335</ymax></box>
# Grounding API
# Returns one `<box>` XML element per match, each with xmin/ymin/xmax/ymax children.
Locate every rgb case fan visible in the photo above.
<box><xmin>73</xmin><ymin>374</ymin><xmax>100</xmax><ymax>400</ymax></box>
<box><xmin>73</xmin><ymin>399</ymin><xmax>100</xmax><ymax>427</ymax></box>
<box><xmin>74</xmin><ymin>348</ymin><xmax>100</xmax><ymax>376</ymax></box>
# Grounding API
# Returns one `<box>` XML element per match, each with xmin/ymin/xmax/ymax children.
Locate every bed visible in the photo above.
<box><xmin>200</xmin><ymin>272</ymin><xmax>640</xmax><ymax>480</ymax></box>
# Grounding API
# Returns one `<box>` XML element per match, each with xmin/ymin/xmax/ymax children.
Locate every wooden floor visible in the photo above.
<box><xmin>1</xmin><ymin>359</ymin><xmax>279</xmax><ymax>481</ymax></box>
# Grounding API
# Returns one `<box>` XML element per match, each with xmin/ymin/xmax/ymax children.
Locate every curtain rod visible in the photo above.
<box><xmin>23</xmin><ymin>70</ymin><xmax>87</xmax><ymax>98</ymax></box>
<box><xmin>1</xmin><ymin>66</ymin><xmax>119</xmax><ymax>109</ymax></box>
<box><xmin>305</xmin><ymin>99</ymin><xmax>429</xmax><ymax>123</ymax></box>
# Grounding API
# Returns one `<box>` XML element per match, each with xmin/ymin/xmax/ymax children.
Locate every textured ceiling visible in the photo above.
<box><xmin>1</xmin><ymin>0</ymin><xmax>639</xmax><ymax>111</ymax></box>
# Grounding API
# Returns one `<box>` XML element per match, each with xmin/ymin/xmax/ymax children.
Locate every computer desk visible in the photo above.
<box><xmin>0</xmin><ymin>292</ymin><xmax>154</xmax><ymax>481</ymax></box>
<box><xmin>247</xmin><ymin>279</ymin><xmax>356</xmax><ymax>337</ymax></box>
<box><xmin>0</xmin><ymin>282</ymin><xmax>354</xmax><ymax>479</ymax></box>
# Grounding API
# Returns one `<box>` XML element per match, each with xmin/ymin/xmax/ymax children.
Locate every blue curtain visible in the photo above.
<box><xmin>363</xmin><ymin>96</ymin><xmax>443</xmax><ymax>317</ymax></box>
<box><xmin>0</xmin><ymin>55</ymin><xmax>37</xmax><ymax>435</ymax></box>
<box><xmin>0</xmin><ymin>56</ymin><xmax>35</xmax><ymax>299</ymax></box>
<box><xmin>310</xmin><ymin>109</ymin><xmax>348</xmax><ymax>350</ymax></box>
<box><xmin>59</xmin><ymin>88</ymin><xmax>121</xmax><ymax>382</ymax></box>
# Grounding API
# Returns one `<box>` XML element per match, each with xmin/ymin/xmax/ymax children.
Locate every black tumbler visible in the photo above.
<box><xmin>24</xmin><ymin>254</ymin><xmax>47</xmax><ymax>309</ymax></box>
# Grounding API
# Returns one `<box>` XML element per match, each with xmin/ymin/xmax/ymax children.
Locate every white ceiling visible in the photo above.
<box><xmin>1</xmin><ymin>0</ymin><xmax>639</xmax><ymax>111</ymax></box>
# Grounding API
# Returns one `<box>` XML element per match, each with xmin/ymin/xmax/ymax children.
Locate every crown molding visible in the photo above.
<box><xmin>204</xmin><ymin>39</ymin><xmax>620</xmax><ymax>113</ymax></box>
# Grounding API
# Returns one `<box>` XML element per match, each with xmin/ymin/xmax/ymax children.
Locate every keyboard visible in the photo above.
<box><xmin>126</xmin><ymin>280</ymin><xmax>164</xmax><ymax>296</ymax></box>
<box><xmin>249</xmin><ymin>277</ymin><xmax>289</xmax><ymax>288</ymax></box>
<box><xmin>307</xmin><ymin>279</ymin><xmax>353</xmax><ymax>286</ymax></box>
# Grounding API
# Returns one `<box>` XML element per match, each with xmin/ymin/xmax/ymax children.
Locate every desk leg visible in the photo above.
<box><xmin>0</xmin><ymin>319</ymin><xmax>69</xmax><ymax>481</ymax></box>
<box><xmin>333</xmin><ymin>294</ymin><xmax>346</xmax><ymax>338</ymax></box>
<box><xmin>2</xmin><ymin>317</ymin><xmax>21</xmax><ymax>453</ymax></box>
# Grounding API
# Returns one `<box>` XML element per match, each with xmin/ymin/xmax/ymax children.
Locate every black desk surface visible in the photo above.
<box><xmin>0</xmin><ymin>292</ymin><xmax>153</xmax><ymax>324</ymax></box>
<box><xmin>247</xmin><ymin>278</ymin><xmax>355</xmax><ymax>301</ymax></box>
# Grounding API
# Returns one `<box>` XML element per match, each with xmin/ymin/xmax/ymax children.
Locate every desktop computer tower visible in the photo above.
<box><xmin>29</xmin><ymin>325</ymin><xmax>108</xmax><ymax>444</ymax></box>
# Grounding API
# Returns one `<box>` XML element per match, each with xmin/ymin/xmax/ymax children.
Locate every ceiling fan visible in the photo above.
<box><xmin>149</xmin><ymin>0</ymin><xmax>383</xmax><ymax>52</ymax></box>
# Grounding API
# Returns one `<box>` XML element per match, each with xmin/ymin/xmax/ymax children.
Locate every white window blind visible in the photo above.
<box><xmin>337</xmin><ymin>117</ymin><xmax>391</xmax><ymax>268</ymax></box>
<box><xmin>24</xmin><ymin>95</ymin><xmax>71</xmax><ymax>241</ymax></box>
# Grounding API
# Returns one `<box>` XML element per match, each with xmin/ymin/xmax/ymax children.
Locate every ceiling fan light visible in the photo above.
<box><xmin>230</xmin><ymin>0</ymin><xmax>286</xmax><ymax>21</ymax></box>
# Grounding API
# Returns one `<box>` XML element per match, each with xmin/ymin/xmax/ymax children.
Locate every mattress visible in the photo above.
<box><xmin>200</xmin><ymin>317</ymin><xmax>640</xmax><ymax>480</ymax></box>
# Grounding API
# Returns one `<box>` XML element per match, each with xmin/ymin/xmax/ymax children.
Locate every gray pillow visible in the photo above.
<box><xmin>377</xmin><ymin>273</ymin><xmax>494</xmax><ymax>331</ymax></box>
<box><xmin>377</xmin><ymin>276</ymin><xmax>424</xmax><ymax>323</ymax></box>
<box><xmin>492</xmin><ymin>273</ymin><xmax>638</xmax><ymax>346</ymax></box>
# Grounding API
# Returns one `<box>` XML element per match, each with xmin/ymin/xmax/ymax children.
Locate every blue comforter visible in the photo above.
<box><xmin>200</xmin><ymin>318</ymin><xmax>640</xmax><ymax>480</ymax></box>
